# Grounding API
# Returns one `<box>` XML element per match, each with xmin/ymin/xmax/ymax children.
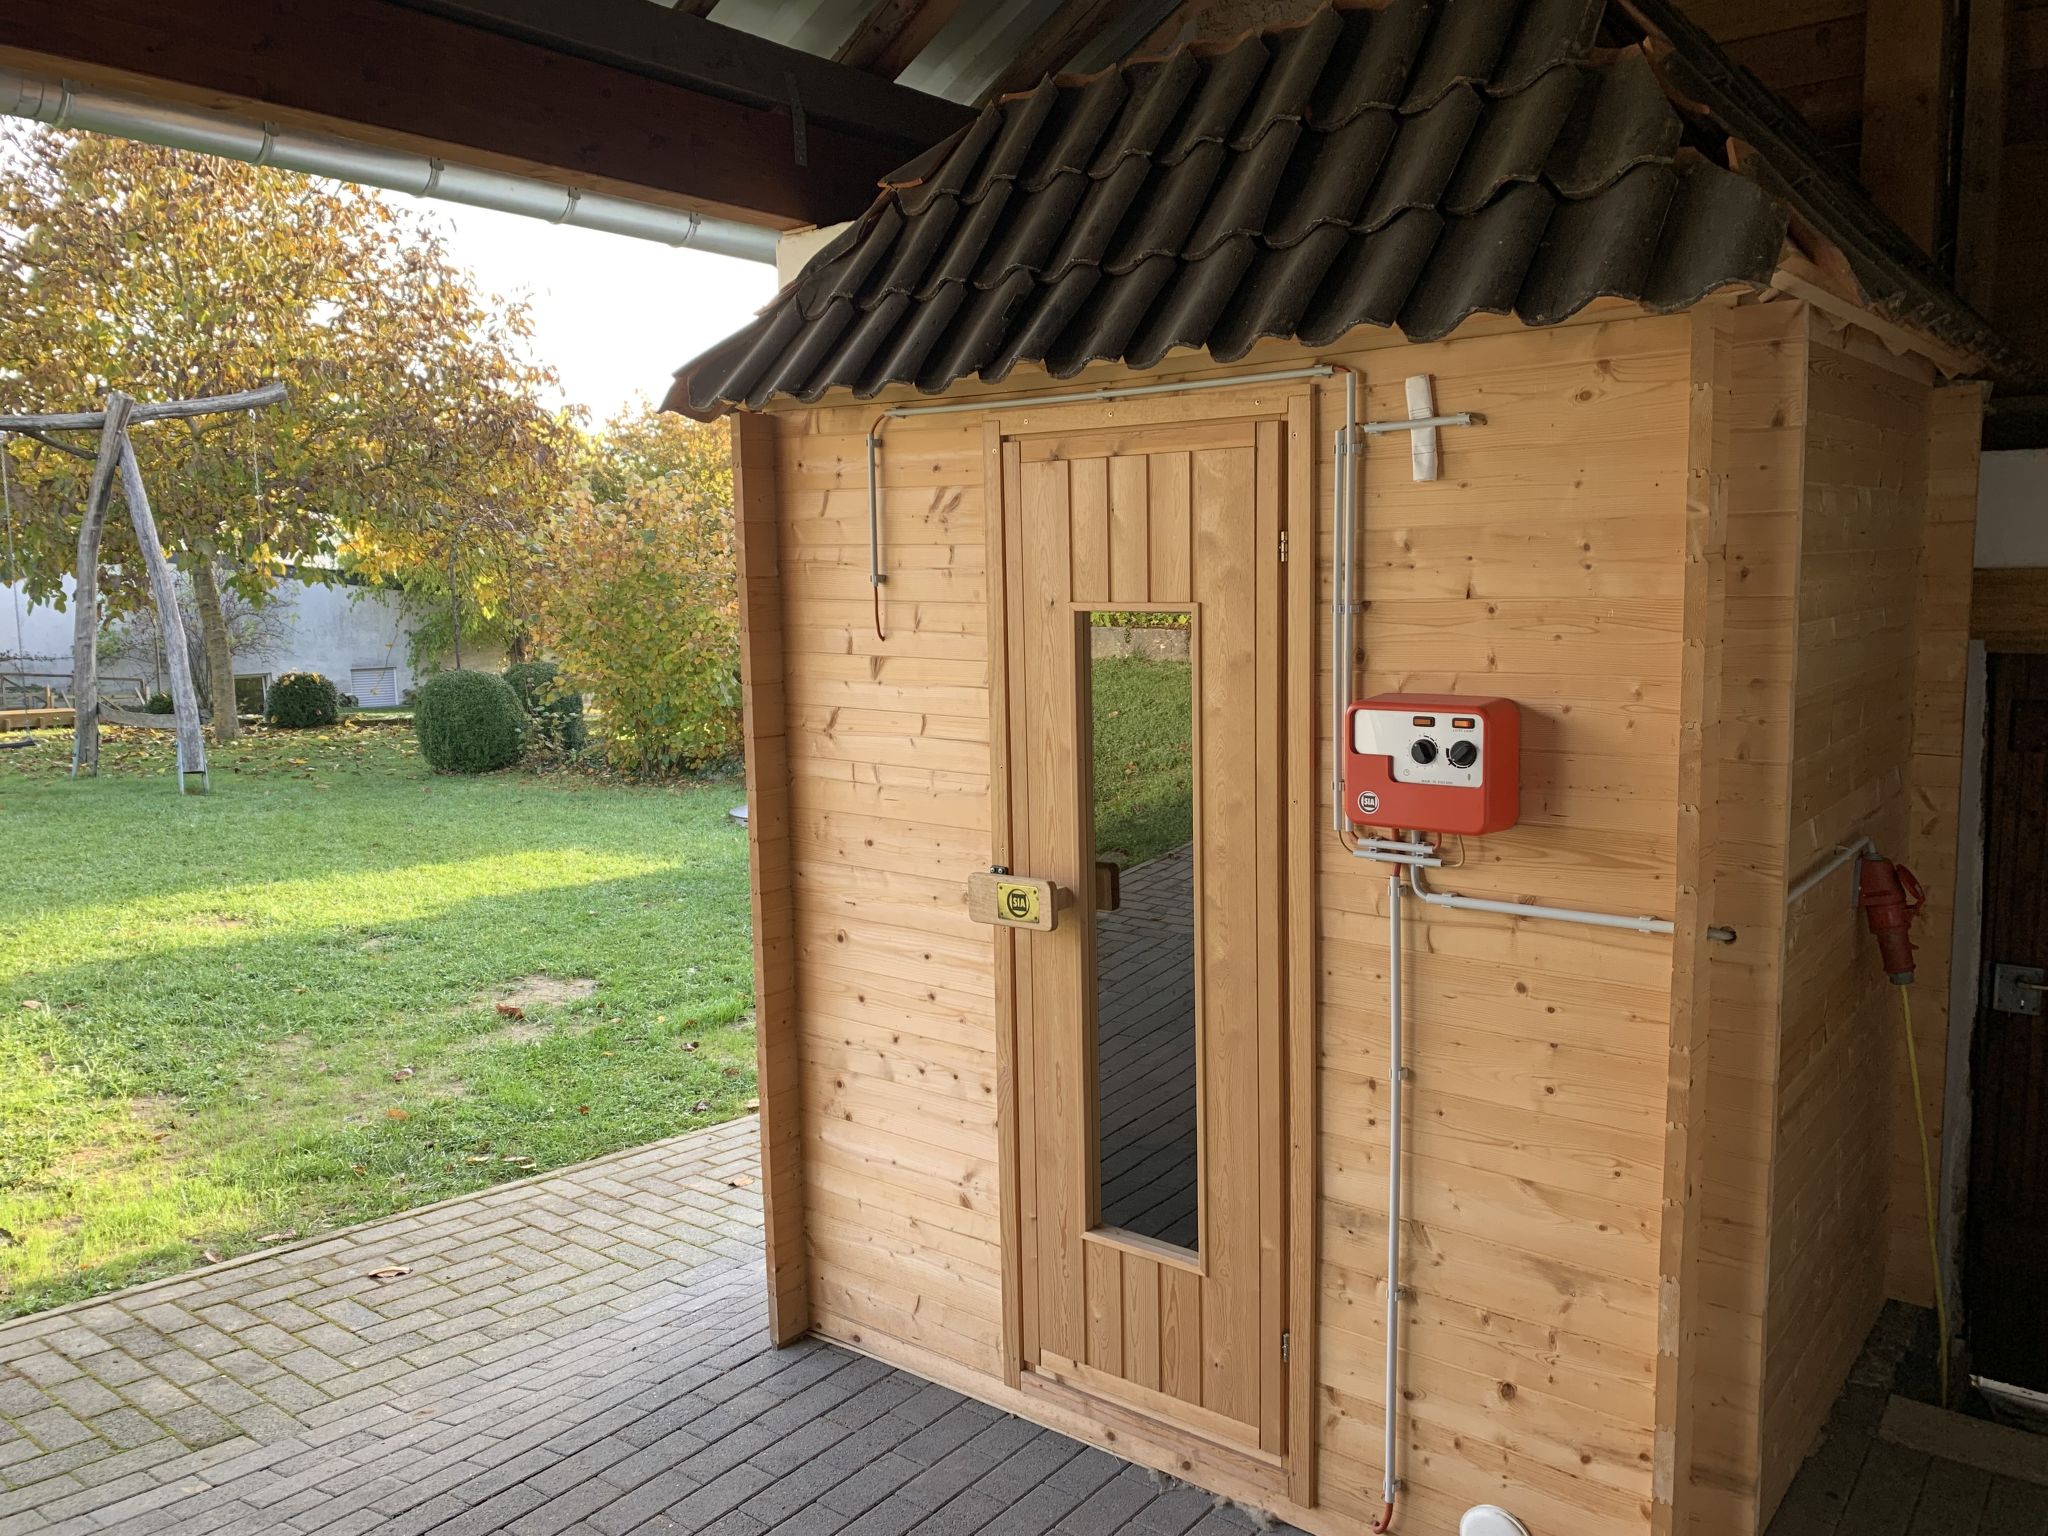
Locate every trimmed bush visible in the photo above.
<box><xmin>143</xmin><ymin>692</ymin><xmax>174</xmax><ymax>715</ymax></box>
<box><xmin>413</xmin><ymin>669</ymin><xmax>526</xmax><ymax>773</ymax></box>
<box><xmin>503</xmin><ymin>660</ymin><xmax>586</xmax><ymax>752</ymax></box>
<box><xmin>265</xmin><ymin>671</ymin><xmax>340</xmax><ymax>729</ymax></box>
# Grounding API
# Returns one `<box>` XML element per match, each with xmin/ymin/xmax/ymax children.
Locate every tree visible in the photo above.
<box><xmin>528</xmin><ymin>410</ymin><xmax>740</xmax><ymax>773</ymax></box>
<box><xmin>0</xmin><ymin>125</ymin><xmax>570</xmax><ymax>739</ymax></box>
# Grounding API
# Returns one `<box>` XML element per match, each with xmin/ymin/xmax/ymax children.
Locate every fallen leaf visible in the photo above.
<box><xmin>465</xmin><ymin>1155</ymin><xmax>494</xmax><ymax>1164</ymax></box>
<box><xmin>496</xmin><ymin>1003</ymin><xmax>525</xmax><ymax>1020</ymax></box>
<box><xmin>728</xmin><ymin>1175</ymin><xmax>755</xmax><ymax>1189</ymax></box>
<box><xmin>201</xmin><ymin>1249</ymin><xmax>224</xmax><ymax>1264</ymax></box>
<box><xmin>18</xmin><ymin>999</ymin><xmax>42</xmax><ymax>1011</ymax></box>
<box><xmin>351</xmin><ymin>1164</ymin><xmax>367</xmax><ymax>1173</ymax></box>
<box><xmin>502</xmin><ymin>1156</ymin><xmax>535</xmax><ymax>1169</ymax></box>
<box><xmin>366</xmin><ymin>1265</ymin><xmax>412</xmax><ymax>1281</ymax></box>
<box><xmin>254</xmin><ymin>1231</ymin><xmax>298</xmax><ymax>1244</ymax></box>
<box><xmin>681</xmin><ymin>1040</ymin><xmax>699</xmax><ymax>1053</ymax></box>
<box><xmin>577</xmin><ymin>1104</ymin><xmax>590</xmax><ymax>1114</ymax></box>
<box><xmin>385</xmin><ymin>1107</ymin><xmax>410</xmax><ymax>1121</ymax></box>
<box><xmin>744</xmin><ymin>1098</ymin><xmax>760</xmax><ymax>1111</ymax></box>
<box><xmin>391</xmin><ymin>1067</ymin><xmax>415</xmax><ymax>1082</ymax></box>
<box><xmin>692</xmin><ymin>1100</ymin><xmax>711</xmax><ymax>1114</ymax></box>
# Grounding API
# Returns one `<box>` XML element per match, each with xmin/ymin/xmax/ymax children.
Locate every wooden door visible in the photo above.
<box><xmin>1966</xmin><ymin>652</ymin><xmax>2048</xmax><ymax>1390</ymax></box>
<box><xmin>1000</xmin><ymin>416</ymin><xmax>1288</xmax><ymax>1455</ymax></box>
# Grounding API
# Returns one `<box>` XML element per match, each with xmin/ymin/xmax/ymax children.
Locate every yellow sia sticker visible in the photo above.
<box><xmin>997</xmin><ymin>882</ymin><xmax>1041</xmax><ymax>924</ymax></box>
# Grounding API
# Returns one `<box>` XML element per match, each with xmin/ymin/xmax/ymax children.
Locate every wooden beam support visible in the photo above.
<box><xmin>1</xmin><ymin>0</ymin><xmax>971</xmax><ymax>229</ymax></box>
<box><xmin>732</xmin><ymin>410</ymin><xmax>809</xmax><ymax>1346</ymax></box>
<box><xmin>384</xmin><ymin>0</ymin><xmax>970</xmax><ymax>144</ymax></box>
<box><xmin>1860</xmin><ymin>0</ymin><xmax>1953</xmax><ymax>255</ymax></box>
<box><xmin>836</xmin><ymin>0</ymin><xmax>964</xmax><ymax>80</ymax></box>
<box><xmin>1653</xmin><ymin>303</ymin><xmax>1734</xmax><ymax>1536</ymax></box>
<box><xmin>1955</xmin><ymin>0</ymin><xmax>2010</xmax><ymax>309</ymax></box>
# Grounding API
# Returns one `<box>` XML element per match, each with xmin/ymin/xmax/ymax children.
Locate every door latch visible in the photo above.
<box><xmin>1990</xmin><ymin>963</ymin><xmax>2046</xmax><ymax>1016</ymax></box>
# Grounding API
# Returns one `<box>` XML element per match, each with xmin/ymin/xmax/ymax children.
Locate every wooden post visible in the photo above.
<box><xmin>113</xmin><ymin>411</ymin><xmax>207</xmax><ymax>787</ymax></box>
<box><xmin>1653</xmin><ymin>304</ymin><xmax>1733</xmax><ymax>1536</ymax></box>
<box><xmin>732</xmin><ymin>409</ymin><xmax>806</xmax><ymax>1344</ymax></box>
<box><xmin>68</xmin><ymin>395</ymin><xmax>136</xmax><ymax>777</ymax></box>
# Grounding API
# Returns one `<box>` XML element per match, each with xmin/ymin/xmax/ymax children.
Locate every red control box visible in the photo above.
<box><xmin>1343</xmin><ymin>694</ymin><xmax>1520</xmax><ymax>836</ymax></box>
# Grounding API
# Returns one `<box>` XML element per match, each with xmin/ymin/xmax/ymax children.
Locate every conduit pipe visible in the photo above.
<box><xmin>0</xmin><ymin>67</ymin><xmax>778</xmax><ymax>262</ymax></box>
<box><xmin>1786</xmin><ymin>837</ymin><xmax>1876</xmax><ymax>908</ymax></box>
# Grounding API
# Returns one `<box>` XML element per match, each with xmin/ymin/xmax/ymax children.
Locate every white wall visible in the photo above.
<box><xmin>1975</xmin><ymin>449</ymin><xmax>2048</xmax><ymax>567</ymax></box>
<box><xmin>1</xmin><ymin>576</ymin><xmax>421</xmax><ymax>703</ymax></box>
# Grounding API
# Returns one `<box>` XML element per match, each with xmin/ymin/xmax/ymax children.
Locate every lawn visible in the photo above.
<box><xmin>1091</xmin><ymin>656</ymin><xmax>1193</xmax><ymax>868</ymax></box>
<box><xmin>0</xmin><ymin>722</ymin><xmax>756</xmax><ymax>1318</ymax></box>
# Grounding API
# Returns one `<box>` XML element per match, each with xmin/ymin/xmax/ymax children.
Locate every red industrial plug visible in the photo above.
<box><xmin>1857</xmin><ymin>858</ymin><xmax>1925</xmax><ymax>984</ymax></box>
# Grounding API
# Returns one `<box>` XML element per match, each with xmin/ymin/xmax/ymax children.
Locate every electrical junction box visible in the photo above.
<box><xmin>1343</xmin><ymin>694</ymin><xmax>1520</xmax><ymax>836</ymax></box>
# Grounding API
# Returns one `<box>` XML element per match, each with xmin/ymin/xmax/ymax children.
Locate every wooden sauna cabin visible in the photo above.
<box><xmin>664</xmin><ymin>3</ymin><xmax>2022</xmax><ymax>1532</ymax></box>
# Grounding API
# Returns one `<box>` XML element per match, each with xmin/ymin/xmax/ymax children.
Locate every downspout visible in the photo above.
<box><xmin>0</xmin><ymin>67</ymin><xmax>777</xmax><ymax>263</ymax></box>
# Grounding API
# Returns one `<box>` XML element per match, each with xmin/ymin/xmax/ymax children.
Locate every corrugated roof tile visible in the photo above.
<box><xmin>667</xmin><ymin>0</ymin><xmax>1994</xmax><ymax>419</ymax></box>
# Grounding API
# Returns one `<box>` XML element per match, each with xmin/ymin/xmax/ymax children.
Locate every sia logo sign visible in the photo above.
<box><xmin>998</xmin><ymin>882</ymin><xmax>1041</xmax><ymax>924</ymax></box>
<box><xmin>1356</xmin><ymin>790</ymin><xmax>1380</xmax><ymax>817</ymax></box>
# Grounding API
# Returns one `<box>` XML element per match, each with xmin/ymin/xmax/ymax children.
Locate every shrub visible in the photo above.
<box><xmin>503</xmin><ymin>660</ymin><xmax>586</xmax><ymax>752</ymax></box>
<box><xmin>143</xmin><ymin>692</ymin><xmax>174</xmax><ymax>715</ymax></box>
<box><xmin>265</xmin><ymin>671</ymin><xmax>340</xmax><ymax>729</ymax></box>
<box><xmin>530</xmin><ymin>419</ymin><xmax>741</xmax><ymax>774</ymax></box>
<box><xmin>413</xmin><ymin>669</ymin><xmax>526</xmax><ymax>773</ymax></box>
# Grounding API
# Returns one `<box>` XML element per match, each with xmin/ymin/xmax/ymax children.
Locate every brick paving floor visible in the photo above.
<box><xmin>0</xmin><ymin>1117</ymin><xmax>1299</xmax><ymax>1536</ymax></box>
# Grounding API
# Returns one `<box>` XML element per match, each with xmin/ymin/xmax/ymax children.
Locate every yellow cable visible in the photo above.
<box><xmin>1898</xmin><ymin>986</ymin><xmax>1950</xmax><ymax>1407</ymax></box>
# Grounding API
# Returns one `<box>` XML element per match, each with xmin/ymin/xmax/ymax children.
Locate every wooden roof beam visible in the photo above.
<box><xmin>836</xmin><ymin>0</ymin><xmax>965</xmax><ymax>80</ymax></box>
<box><xmin>0</xmin><ymin>0</ymin><xmax>974</xmax><ymax>229</ymax></box>
<box><xmin>986</xmin><ymin>0</ymin><xmax>1129</xmax><ymax>101</ymax></box>
<box><xmin>1860</xmin><ymin>0</ymin><xmax>1952</xmax><ymax>255</ymax></box>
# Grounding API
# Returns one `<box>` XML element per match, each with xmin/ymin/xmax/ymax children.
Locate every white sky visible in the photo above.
<box><xmin>422</xmin><ymin>202</ymin><xmax>780</xmax><ymax>424</ymax></box>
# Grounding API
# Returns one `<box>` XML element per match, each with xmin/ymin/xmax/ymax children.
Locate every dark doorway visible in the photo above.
<box><xmin>1964</xmin><ymin>651</ymin><xmax>2048</xmax><ymax>1391</ymax></box>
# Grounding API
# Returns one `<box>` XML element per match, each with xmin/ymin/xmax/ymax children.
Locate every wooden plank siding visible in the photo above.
<box><xmin>731</xmin><ymin>295</ymin><xmax>1980</xmax><ymax>1536</ymax></box>
<box><xmin>1750</xmin><ymin>338</ymin><xmax>1984</xmax><ymax>1524</ymax></box>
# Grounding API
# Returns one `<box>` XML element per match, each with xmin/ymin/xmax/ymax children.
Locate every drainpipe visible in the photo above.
<box><xmin>0</xmin><ymin>67</ymin><xmax>778</xmax><ymax>263</ymax></box>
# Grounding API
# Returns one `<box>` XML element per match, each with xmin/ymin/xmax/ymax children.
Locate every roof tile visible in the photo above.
<box><xmin>667</xmin><ymin>0</ymin><xmax>2004</xmax><ymax>418</ymax></box>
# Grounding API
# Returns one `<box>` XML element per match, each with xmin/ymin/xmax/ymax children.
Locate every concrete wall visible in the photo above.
<box><xmin>1976</xmin><ymin>449</ymin><xmax>2048</xmax><ymax>568</ymax></box>
<box><xmin>1</xmin><ymin>576</ymin><xmax>422</xmax><ymax>704</ymax></box>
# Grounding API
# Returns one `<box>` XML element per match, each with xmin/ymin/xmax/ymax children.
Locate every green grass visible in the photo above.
<box><xmin>0</xmin><ymin>722</ymin><xmax>755</xmax><ymax>1317</ymax></box>
<box><xmin>1091</xmin><ymin>657</ymin><xmax>1193</xmax><ymax>868</ymax></box>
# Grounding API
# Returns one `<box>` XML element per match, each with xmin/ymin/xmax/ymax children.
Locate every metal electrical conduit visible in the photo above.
<box><xmin>0</xmin><ymin>67</ymin><xmax>778</xmax><ymax>264</ymax></box>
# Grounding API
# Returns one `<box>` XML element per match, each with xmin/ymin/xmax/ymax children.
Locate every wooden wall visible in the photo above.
<box><xmin>738</xmin><ymin>300</ymin><xmax>1980</xmax><ymax>1536</ymax></box>
<box><xmin>757</xmin><ymin>396</ymin><xmax>1010</xmax><ymax>1378</ymax></box>
<box><xmin>1758</xmin><ymin>335</ymin><xmax>1931</xmax><ymax>1515</ymax></box>
<box><xmin>1315</xmin><ymin>315</ymin><xmax>1696</xmax><ymax>1536</ymax></box>
<box><xmin>1747</xmin><ymin>336</ymin><xmax>1983</xmax><ymax>1524</ymax></box>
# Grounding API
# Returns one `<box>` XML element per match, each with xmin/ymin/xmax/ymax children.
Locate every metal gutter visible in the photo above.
<box><xmin>0</xmin><ymin>68</ymin><xmax>778</xmax><ymax>263</ymax></box>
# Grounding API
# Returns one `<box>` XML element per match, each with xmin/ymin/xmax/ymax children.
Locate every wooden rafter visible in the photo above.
<box><xmin>985</xmin><ymin>0</ymin><xmax>1128</xmax><ymax>100</ymax></box>
<box><xmin>836</xmin><ymin>0</ymin><xmax>964</xmax><ymax>79</ymax></box>
<box><xmin>1</xmin><ymin>0</ymin><xmax>973</xmax><ymax>229</ymax></box>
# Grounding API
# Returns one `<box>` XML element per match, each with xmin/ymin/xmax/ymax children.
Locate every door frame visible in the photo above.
<box><xmin>979</xmin><ymin>382</ymin><xmax>1320</xmax><ymax>1506</ymax></box>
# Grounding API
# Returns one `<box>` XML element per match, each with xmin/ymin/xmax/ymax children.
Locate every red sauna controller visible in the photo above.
<box><xmin>1343</xmin><ymin>694</ymin><xmax>1521</xmax><ymax>836</ymax></box>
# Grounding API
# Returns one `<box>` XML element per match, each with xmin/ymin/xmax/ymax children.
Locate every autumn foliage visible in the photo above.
<box><xmin>530</xmin><ymin>415</ymin><xmax>740</xmax><ymax>774</ymax></box>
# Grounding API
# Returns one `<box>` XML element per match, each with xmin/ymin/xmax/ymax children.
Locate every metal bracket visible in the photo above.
<box><xmin>1991</xmin><ymin>962</ymin><xmax>2046</xmax><ymax>1016</ymax></box>
<box><xmin>784</xmin><ymin>71</ymin><xmax>808</xmax><ymax>168</ymax></box>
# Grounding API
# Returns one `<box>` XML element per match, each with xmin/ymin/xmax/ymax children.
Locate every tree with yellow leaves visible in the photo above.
<box><xmin>0</xmin><ymin>125</ymin><xmax>571</xmax><ymax>737</ymax></box>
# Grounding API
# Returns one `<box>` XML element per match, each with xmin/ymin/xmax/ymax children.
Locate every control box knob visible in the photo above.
<box><xmin>1446</xmin><ymin>740</ymin><xmax>1479</xmax><ymax>769</ymax></box>
<box><xmin>1410</xmin><ymin>739</ymin><xmax>1438</xmax><ymax>765</ymax></box>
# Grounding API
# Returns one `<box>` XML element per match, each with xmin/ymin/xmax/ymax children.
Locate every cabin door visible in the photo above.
<box><xmin>996</xmin><ymin>414</ymin><xmax>1289</xmax><ymax>1457</ymax></box>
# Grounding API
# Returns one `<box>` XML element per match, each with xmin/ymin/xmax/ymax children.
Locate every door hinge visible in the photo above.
<box><xmin>1278</xmin><ymin>529</ymin><xmax>1289</xmax><ymax>564</ymax></box>
<box><xmin>1280</xmin><ymin>1330</ymin><xmax>1291</xmax><ymax>1362</ymax></box>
